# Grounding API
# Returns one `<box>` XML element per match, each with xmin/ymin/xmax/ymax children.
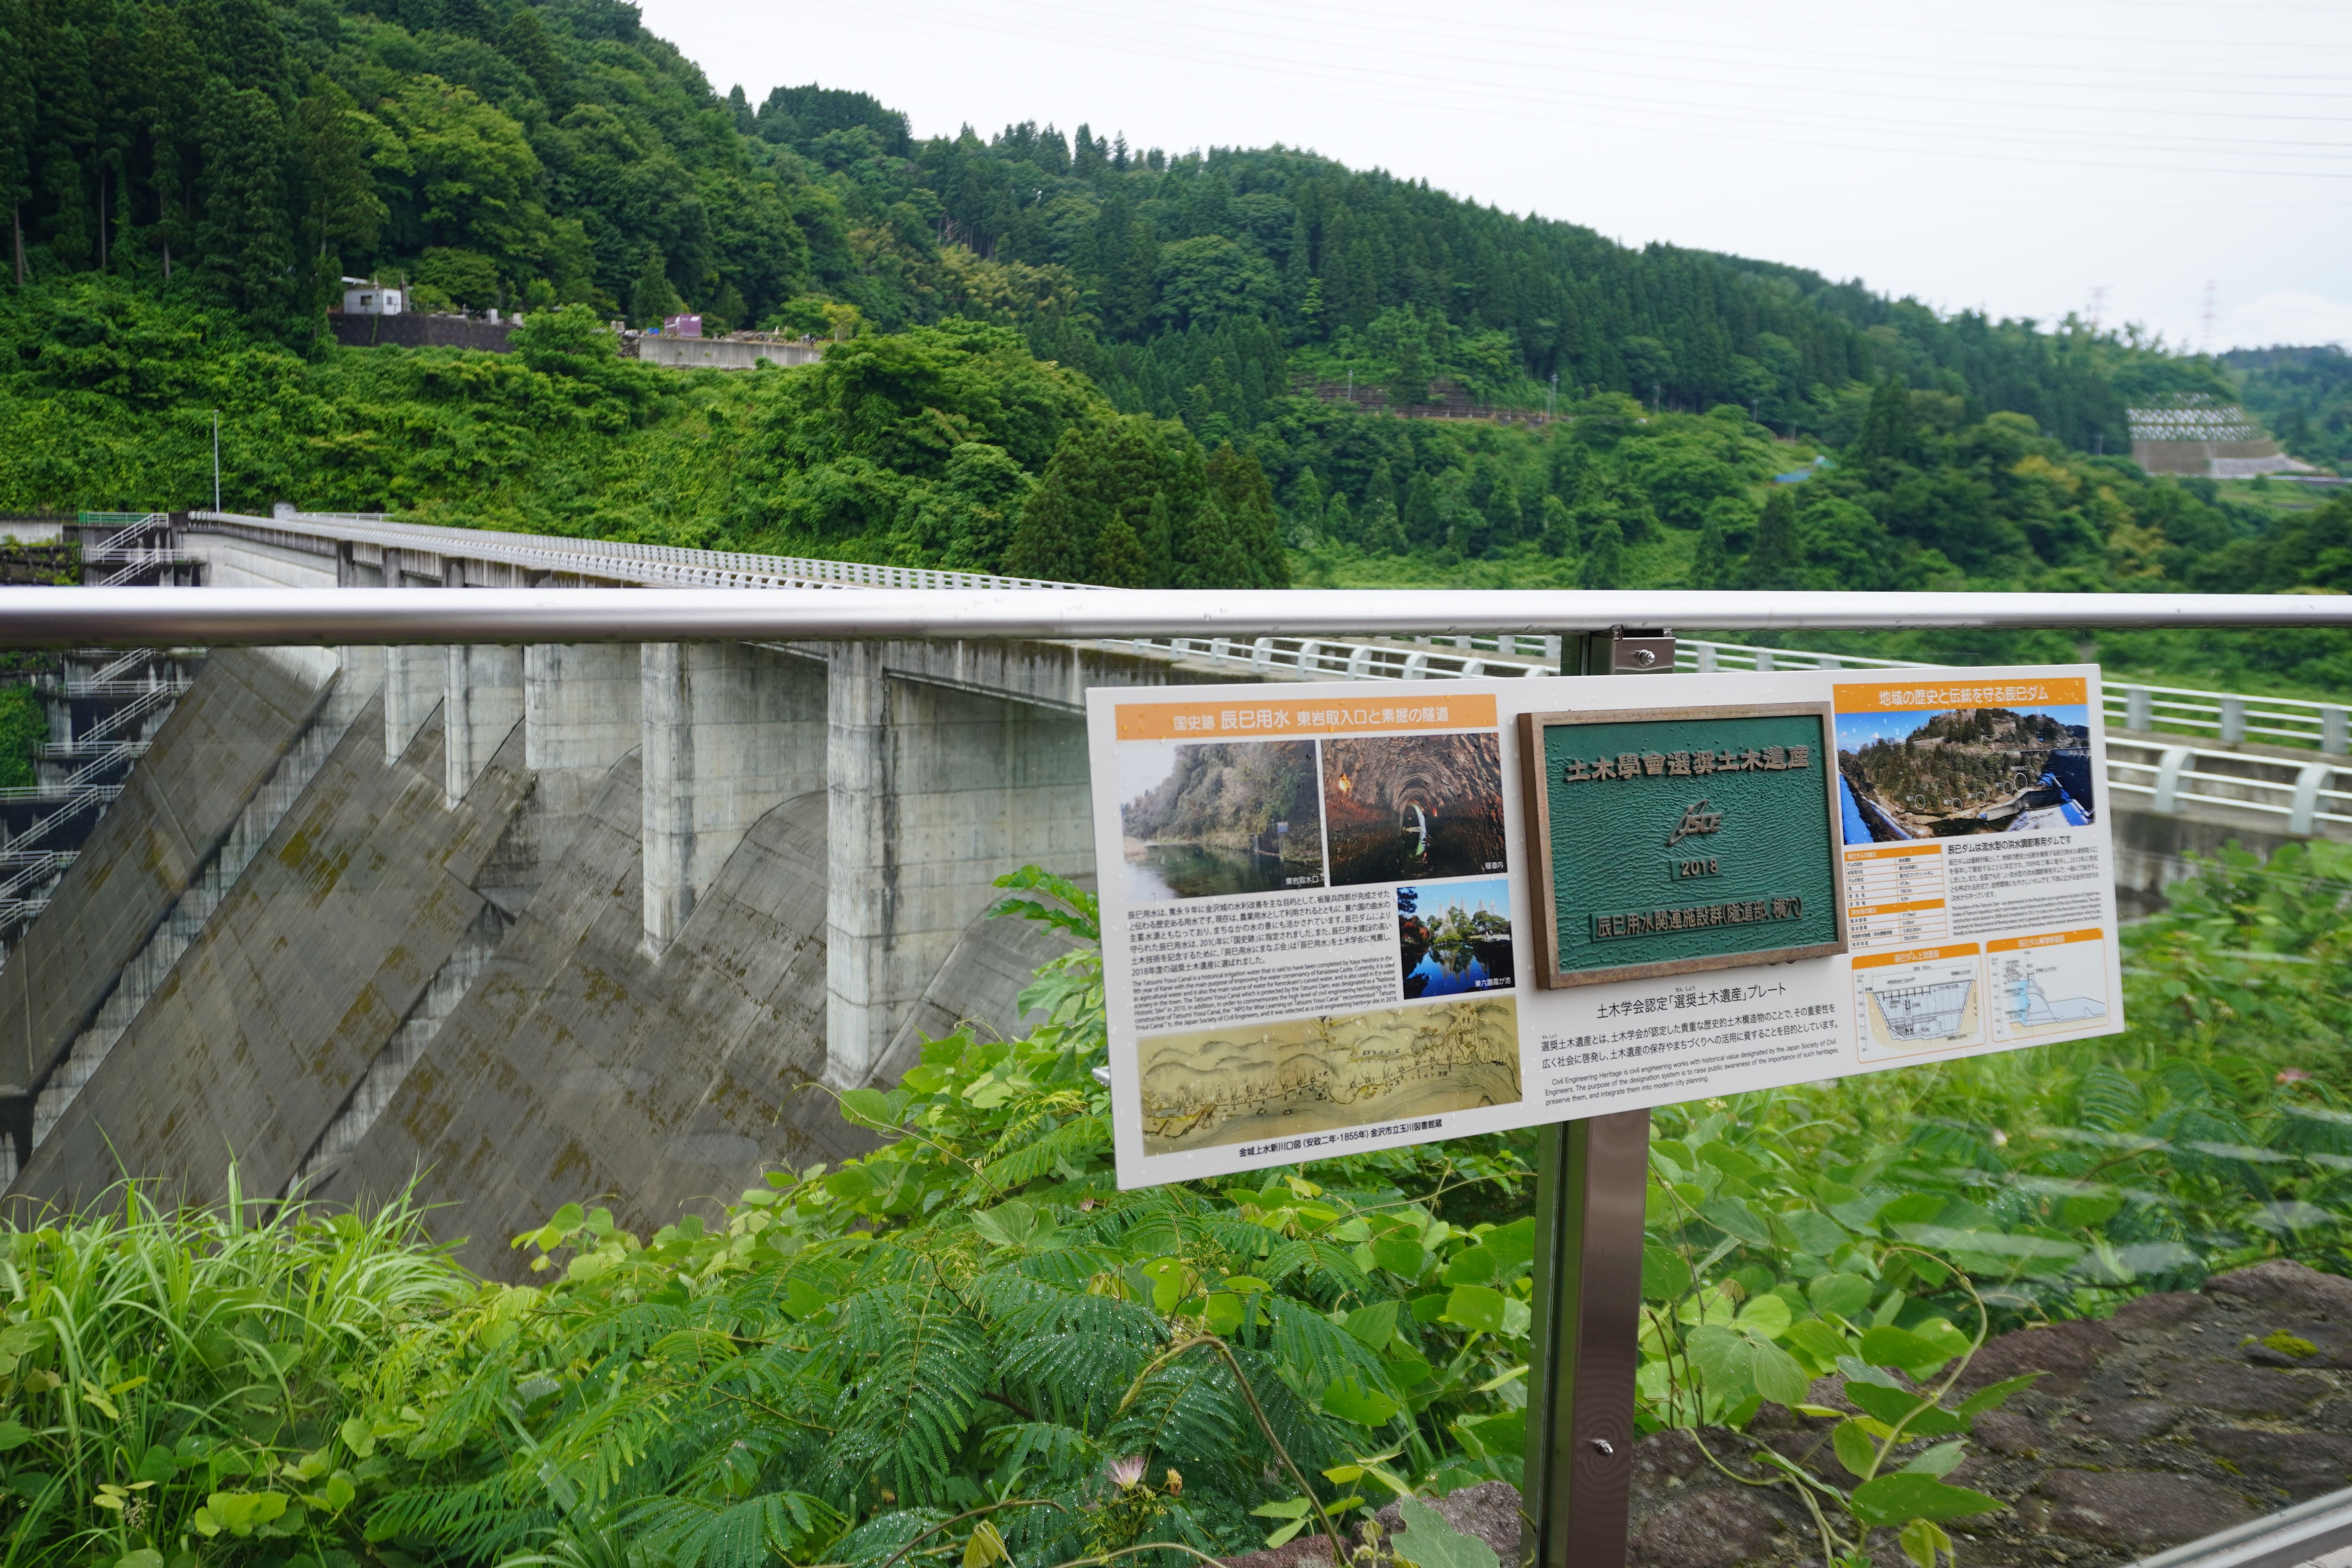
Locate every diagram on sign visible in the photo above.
<box><xmin>1989</xmin><ymin>931</ymin><xmax>2109</xmax><ymax>1041</ymax></box>
<box><xmin>1851</xmin><ymin>944</ymin><xmax>1985</xmax><ymax>1060</ymax></box>
<box><xmin>1136</xmin><ymin>997</ymin><xmax>1520</xmax><ymax>1155</ymax></box>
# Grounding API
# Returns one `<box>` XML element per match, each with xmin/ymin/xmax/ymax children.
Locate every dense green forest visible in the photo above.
<box><xmin>2227</xmin><ymin>346</ymin><xmax>2352</xmax><ymax>473</ymax></box>
<box><xmin>4</xmin><ymin>0</ymin><xmax>2348</xmax><ymax>688</ymax></box>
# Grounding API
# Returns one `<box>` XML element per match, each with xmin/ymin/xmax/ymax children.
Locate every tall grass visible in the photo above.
<box><xmin>0</xmin><ymin>1175</ymin><xmax>468</xmax><ymax>1568</ymax></box>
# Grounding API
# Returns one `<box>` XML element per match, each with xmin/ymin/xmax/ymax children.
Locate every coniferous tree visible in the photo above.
<box><xmin>1854</xmin><ymin>376</ymin><xmax>1918</xmax><ymax>465</ymax></box>
<box><xmin>1204</xmin><ymin>441</ymin><xmax>1286</xmax><ymax>588</ymax></box>
<box><xmin>1323</xmin><ymin>493</ymin><xmax>1354</xmax><ymax>548</ymax></box>
<box><xmin>1363</xmin><ymin>458</ymin><xmax>1398</xmax><ymax>521</ymax></box>
<box><xmin>1741</xmin><ymin>487</ymin><xmax>1804</xmax><ymax>589</ymax></box>
<box><xmin>631</xmin><ymin>251</ymin><xmax>680</xmax><ymax>326</ymax></box>
<box><xmin>1538</xmin><ymin>493</ymin><xmax>1574</xmax><ymax>559</ymax></box>
<box><xmin>1360</xmin><ymin>497</ymin><xmax>1405</xmax><ymax>555</ymax></box>
<box><xmin>197</xmin><ymin>87</ymin><xmax>295</xmax><ymax>336</ymax></box>
<box><xmin>1691</xmin><ymin>509</ymin><xmax>1731</xmax><ymax>589</ymax></box>
<box><xmin>1580</xmin><ymin>516</ymin><xmax>1626</xmax><ymax>589</ymax></box>
<box><xmin>1401</xmin><ymin>471</ymin><xmax>1440</xmax><ymax>551</ymax></box>
<box><xmin>1091</xmin><ymin>515</ymin><xmax>1148</xmax><ymax>587</ymax></box>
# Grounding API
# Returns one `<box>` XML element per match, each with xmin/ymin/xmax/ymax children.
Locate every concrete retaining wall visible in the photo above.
<box><xmin>8</xmin><ymin>699</ymin><xmax>536</xmax><ymax>1211</ymax></box>
<box><xmin>0</xmin><ymin>651</ymin><xmax>329</xmax><ymax>1104</ymax></box>
<box><xmin>315</xmin><ymin>766</ymin><xmax>854</xmax><ymax>1274</ymax></box>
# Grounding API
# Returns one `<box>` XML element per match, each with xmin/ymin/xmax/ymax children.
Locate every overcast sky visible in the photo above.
<box><xmin>641</xmin><ymin>0</ymin><xmax>2352</xmax><ymax>353</ymax></box>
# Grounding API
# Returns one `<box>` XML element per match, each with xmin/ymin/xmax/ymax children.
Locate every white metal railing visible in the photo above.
<box><xmin>0</xmin><ymin>742</ymin><xmax>147</xmax><ymax>802</ymax></box>
<box><xmin>2108</xmin><ymin>740</ymin><xmax>2352</xmax><ymax>837</ymax></box>
<box><xmin>0</xmin><ymin>784</ymin><xmax>126</xmax><ymax>844</ymax></box>
<box><xmin>2107</xmin><ymin>681</ymin><xmax>2351</xmax><ymax>754</ymax></box>
<box><xmin>0</xmin><ymin>852</ymin><xmax>74</xmax><ymax>902</ymax></box>
<box><xmin>189</xmin><ymin>512</ymin><xmax>1089</xmax><ymax>594</ymax></box>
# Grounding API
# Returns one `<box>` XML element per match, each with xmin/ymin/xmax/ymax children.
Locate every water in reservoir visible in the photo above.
<box><xmin>1403</xmin><ymin>937</ymin><xmax>1515</xmax><ymax>999</ymax></box>
<box><xmin>1127</xmin><ymin>842</ymin><xmax>1315</xmax><ymax>900</ymax></box>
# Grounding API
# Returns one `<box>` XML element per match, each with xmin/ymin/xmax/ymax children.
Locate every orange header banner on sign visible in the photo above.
<box><xmin>1834</xmin><ymin>677</ymin><xmax>2088</xmax><ymax>713</ymax></box>
<box><xmin>1115</xmin><ymin>692</ymin><xmax>1498</xmax><ymax>742</ymax></box>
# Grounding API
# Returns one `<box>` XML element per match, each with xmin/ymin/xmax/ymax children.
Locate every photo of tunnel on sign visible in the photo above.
<box><xmin>1321</xmin><ymin>732</ymin><xmax>1507</xmax><ymax>888</ymax></box>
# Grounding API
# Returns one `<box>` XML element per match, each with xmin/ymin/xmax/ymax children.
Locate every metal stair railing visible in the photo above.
<box><xmin>0</xmin><ymin>741</ymin><xmax>146</xmax><ymax>803</ymax></box>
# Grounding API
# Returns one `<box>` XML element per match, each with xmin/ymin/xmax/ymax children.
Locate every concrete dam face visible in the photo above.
<box><xmin>0</xmin><ymin>644</ymin><xmax>1090</xmax><ymax>1275</ymax></box>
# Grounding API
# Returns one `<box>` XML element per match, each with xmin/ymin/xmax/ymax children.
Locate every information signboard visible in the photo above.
<box><xmin>1087</xmin><ymin>665</ymin><xmax>2122</xmax><ymax>1190</ymax></box>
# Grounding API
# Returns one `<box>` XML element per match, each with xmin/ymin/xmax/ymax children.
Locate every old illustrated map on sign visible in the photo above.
<box><xmin>1085</xmin><ymin>666</ymin><xmax>2124</xmax><ymax>1188</ymax></box>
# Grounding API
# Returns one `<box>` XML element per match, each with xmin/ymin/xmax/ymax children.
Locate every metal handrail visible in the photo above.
<box><xmin>11</xmin><ymin>586</ymin><xmax>2352</xmax><ymax>648</ymax></box>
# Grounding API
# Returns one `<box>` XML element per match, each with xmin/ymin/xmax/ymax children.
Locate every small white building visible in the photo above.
<box><xmin>341</xmin><ymin>279</ymin><xmax>404</xmax><ymax>316</ymax></box>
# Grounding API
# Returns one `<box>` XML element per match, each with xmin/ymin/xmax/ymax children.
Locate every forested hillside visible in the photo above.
<box><xmin>4</xmin><ymin>0</ymin><xmax>2348</xmax><ymax>692</ymax></box>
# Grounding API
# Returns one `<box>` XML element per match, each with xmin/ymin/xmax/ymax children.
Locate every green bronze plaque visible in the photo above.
<box><xmin>1518</xmin><ymin>703</ymin><xmax>1846</xmax><ymax>988</ymax></box>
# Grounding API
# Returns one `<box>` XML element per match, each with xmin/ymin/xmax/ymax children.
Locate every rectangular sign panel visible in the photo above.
<box><xmin>1087</xmin><ymin>664</ymin><xmax>2122</xmax><ymax>1189</ymax></box>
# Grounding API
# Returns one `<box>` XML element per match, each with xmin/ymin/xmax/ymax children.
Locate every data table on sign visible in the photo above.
<box><xmin>1844</xmin><ymin>844</ymin><xmax>1950</xmax><ymax>950</ymax></box>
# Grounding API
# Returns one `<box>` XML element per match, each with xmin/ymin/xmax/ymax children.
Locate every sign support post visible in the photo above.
<box><xmin>1523</xmin><ymin>627</ymin><xmax>1670</xmax><ymax>1568</ymax></box>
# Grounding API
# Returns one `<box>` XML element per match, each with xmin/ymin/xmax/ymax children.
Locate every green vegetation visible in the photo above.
<box><xmin>0</xmin><ymin>683</ymin><xmax>45</xmax><ymax>788</ymax></box>
<box><xmin>4</xmin><ymin>844</ymin><xmax>2349</xmax><ymax>1568</ymax></box>
<box><xmin>7</xmin><ymin>0</ymin><xmax>2347</xmax><ymax>698</ymax></box>
<box><xmin>2228</xmin><ymin>347</ymin><xmax>2352</xmax><ymax>472</ymax></box>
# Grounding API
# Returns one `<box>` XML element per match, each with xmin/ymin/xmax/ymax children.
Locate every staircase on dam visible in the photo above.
<box><xmin>0</xmin><ymin>508</ymin><xmax>2344</xmax><ymax>1266</ymax></box>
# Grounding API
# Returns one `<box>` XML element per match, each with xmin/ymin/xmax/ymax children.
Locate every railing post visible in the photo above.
<box><xmin>1526</xmin><ymin>626</ymin><xmax>1665</xmax><ymax>1568</ymax></box>
<box><xmin>2220</xmin><ymin>696</ymin><xmax>2247</xmax><ymax>746</ymax></box>
<box><xmin>2152</xmin><ymin>745</ymin><xmax>2193</xmax><ymax>815</ymax></box>
<box><xmin>2289</xmin><ymin>762</ymin><xmax>2330</xmax><ymax>837</ymax></box>
<box><xmin>2126</xmin><ymin>687</ymin><xmax>2152</xmax><ymax>732</ymax></box>
<box><xmin>2325</xmin><ymin>706</ymin><xmax>2349</xmax><ymax>757</ymax></box>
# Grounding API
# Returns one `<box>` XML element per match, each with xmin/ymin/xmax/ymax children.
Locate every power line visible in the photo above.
<box><xmin>844</xmin><ymin>0</ymin><xmax>2352</xmax><ymax>179</ymax></box>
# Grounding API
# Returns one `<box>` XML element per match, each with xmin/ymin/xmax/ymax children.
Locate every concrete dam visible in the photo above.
<box><xmin>3</xmin><ymin>511</ymin><xmax>2346</xmax><ymax>1273</ymax></box>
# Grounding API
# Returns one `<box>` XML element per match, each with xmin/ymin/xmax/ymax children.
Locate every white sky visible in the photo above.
<box><xmin>641</xmin><ymin>0</ymin><xmax>2352</xmax><ymax>353</ymax></box>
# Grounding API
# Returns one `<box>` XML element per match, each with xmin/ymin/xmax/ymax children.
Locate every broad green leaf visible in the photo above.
<box><xmin>1252</xmin><ymin>1499</ymin><xmax>1313</xmax><ymax>1520</ymax></box>
<box><xmin>1322</xmin><ymin>1376</ymin><xmax>1401</xmax><ymax>1426</ymax></box>
<box><xmin>1443</xmin><ymin>1285</ymin><xmax>1508</xmax><ymax>1334</ymax></box>
<box><xmin>1454</xmin><ymin>1409</ymin><xmax>1525</xmax><ymax>1459</ymax></box>
<box><xmin>1900</xmin><ymin>1441</ymin><xmax>1968</xmax><ymax>1477</ymax></box>
<box><xmin>836</xmin><ymin>1088</ymin><xmax>894</xmax><ymax>1125</ymax></box>
<box><xmin>1848</xmin><ymin>1473</ymin><xmax>2004</xmax><ymax>1528</ymax></box>
<box><xmin>1957</xmin><ymin>1372</ymin><xmax>2042</xmax><ymax>1417</ymax></box>
<box><xmin>1901</xmin><ymin>1517</ymin><xmax>1954</xmax><ymax>1568</ymax></box>
<box><xmin>1372</xmin><ymin>1236</ymin><xmax>1426</xmax><ymax>1277</ymax></box>
<box><xmin>1783</xmin><ymin>1318</ymin><xmax>1852</xmax><ymax>1371</ymax></box>
<box><xmin>1832</xmin><ymin>1419</ymin><xmax>1877</xmax><ymax>1479</ymax></box>
<box><xmin>1392</xmin><ymin>1496</ymin><xmax>1502</xmax><ymax>1568</ymax></box>
<box><xmin>1685</xmin><ymin>1325</ymin><xmax>1754</xmax><ymax>1398</ymax></box>
<box><xmin>1205</xmin><ymin>1293</ymin><xmax>1245</xmax><ymax>1336</ymax></box>
<box><xmin>1344</xmin><ymin>1300</ymin><xmax>1400</xmax><ymax>1351</ymax></box>
<box><xmin>1479</xmin><ymin>1218</ymin><xmax>1538</xmax><ymax>1272</ymax></box>
<box><xmin>336</xmin><ymin>1416</ymin><xmax>374</xmax><ymax>1459</ymax></box>
<box><xmin>1843</xmin><ymin>1381</ymin><xmax>1967</xmax><ymax>1436</ymax></box>
<box><xmin>1700</xmin><ymin>1196</ymin><xmax>1771</xmax><ymax>1246</ymax></box>
<box><xmin>1860</xmin><ymin>1325</ymin><xmax>1956</xmax><ymax>1380</ymax></box>
<box><xmin>1874</xmin><ymin>1194</ymin><xmax>1945</xmax><ymax>1231</ymax></box>
<box><xmin>1751</xmin><ymin>1341</ymin><xmax>1810</xmax><ymax>1406</ymax></box>
<box><xmin>1443</xmin><ymin>1247</ymin><xmax>1499</xmax><ymax>1286</ymax></box>
<box><xmin>0</xmin><ymin>1421</ymin><xmax>32</xmax><ymax>1453</ymax></box>
<box><xmin>114</xmin><ymin>1552</ymin><xmax>163</xmax><ymax>1568</ymax></box>
<box><xmin>1263</xmin><ymin>1516</ymin><xmax>1309</xmax><ymax>1549</ymax></box>
<box><xmin>1734</xmin><ymin>1293</ymin><xmax>1792</xmax><ymax>1339</ymax></box>
<box><xmin>1808</xmin><ymin>1272</ymin><xmax>1874</xmax><ymax>1320</ymax></box>
<box><xmin>1779</xmin><ymin>1208</ymin><xmax>1850</xmax><ymax>1257</ymax></box>
<box><xmin>1642</xmin><ymin>1244</ymin><xmax>1692</xmax><ymax>1301</ymax></box>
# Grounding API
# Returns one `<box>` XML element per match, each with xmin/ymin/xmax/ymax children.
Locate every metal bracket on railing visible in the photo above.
<box><xmin>1562</xmin><ymin>627</ymin><xmax>1676</xmax><ymax>676</ymax></box>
